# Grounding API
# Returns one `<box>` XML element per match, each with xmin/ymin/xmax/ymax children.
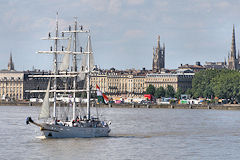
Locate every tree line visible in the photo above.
<box><xmin>146</xmin><ymin>69</ymin><xmax>240</xmax><ymax>102</ymax></box>
<box><xmin>191</xmin><ymin>69</ymin><xmax>240</xmax><ymax>102</ymax></box>
<box><xmin>146</xmin><ymin>84</ymin><xmax>183</xmax><ymax>99</ymax></box>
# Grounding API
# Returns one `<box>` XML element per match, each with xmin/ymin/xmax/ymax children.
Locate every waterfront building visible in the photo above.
<box><xmin>178</xmin><ymin>62</ymin><xmax>206</xmax><ymax>72</ymax></box>
<box><xmin>145</xmin><ymin>72</ymin><xmax>194</xmax><ymax>91</ymax></box>
<box><xmin>0</xmin><ymin>54</ymin><xmax>49</xmax><ymax>101</ymax></box>
<box><xmin>90</xmin><ymin>68</ymin><xmax>194</xmax><ymax>97</ymax></box>
<box><xmin>90</xmin><ymin>69</ymin><xmax>147</xmax><ymax>97</ymax></box>
<box><xmin>152</xmin><ymin>35</ymin><xmax>165</xmax><ymax>72</ymax></box>
<box><xmin>0</xmin><ymin>71</ymin><xmax>24</xmax><ymax>100</ymax></box>
<box><xmin>204</xmin><ymin>61</ymin><xmax>227</xmax><ymax>69</ymax></box>
<box><xmin>0</xmin><ymin>70</ymin><xmax>50</xmax><ymax>101</ymax></box>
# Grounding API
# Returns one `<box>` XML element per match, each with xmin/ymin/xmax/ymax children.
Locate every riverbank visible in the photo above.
<box><xmin>1</xmin><ymin>101</ymin><xmax>240</xmax><ymax>110</ymax></box>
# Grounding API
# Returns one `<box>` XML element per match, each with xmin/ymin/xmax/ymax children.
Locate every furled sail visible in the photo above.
<box><xmin>79</xmin><ymin>53</ymin><xmax>86</xmax><ymax>81</ymax></box>
<box><xmin>59</xmin><ymin>36</ymin><xmax>72</xmax><ymax>71</ymax></box>
<box><xmin>79</xmin><ymin>36</ymin><xmax>94</xmax><ymax>80</ymax></box>
<box><xmin>81</xmin><ymin>36</ymin><xmax>94</xmax><ymax>71</ymax></box>
<box><xmin>81</xmin><ymin>52</ymin><xmax>87</xmax><ymax>72</ymax></box>
<box><xmin>39</xmin><ymin>80</ymin><xmax>51</xmax><ymax>119</ymax></box>
<box><xmin>87</xmin><ymin>36</ymin><xmax>95</xmax><ymax>71</ymax></box>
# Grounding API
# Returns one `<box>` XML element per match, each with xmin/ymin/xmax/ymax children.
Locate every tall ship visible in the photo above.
<box><xmin>26</xmin><ymin>14</ymin><xmax>111</xmax><ymax>138</ymax></box>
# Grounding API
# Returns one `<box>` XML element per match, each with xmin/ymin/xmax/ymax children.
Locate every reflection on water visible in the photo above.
<box><xmin>110</xmin><ymin>134</ymin><xmax>152</xmax><ymax>138</ymax></box>
<box><xmin>1</xmin><ymin>106</ymin><xmax>240</xmax><ymax>159</ymax></box>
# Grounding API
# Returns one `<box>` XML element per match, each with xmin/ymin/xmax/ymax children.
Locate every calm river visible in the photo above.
<box><xmin>1</xmin><ymin>106</ymin><xmax>240</xmax><ymax>160</ymax></box>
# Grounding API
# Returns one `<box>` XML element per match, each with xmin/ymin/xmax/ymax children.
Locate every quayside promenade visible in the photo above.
<box><xmin>1</xmin><ymin>101</ymin><xmax>240</xmax><ymax>110</ymax></box>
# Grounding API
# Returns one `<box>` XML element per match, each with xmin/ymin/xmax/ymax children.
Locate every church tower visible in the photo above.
<box><xmin>228</xmin><ymin>25</ymin><xmax>238</xmax><ymax>70</ymax></box>
<box><xmin>152</xmin><ymin>35</ymin><xmax>165</xmax><ymax>72</ymax></box>
<box><xmin>8</xmin><ymin>52</ymin><xmax>15</xmax><ymax>71</ymax></box>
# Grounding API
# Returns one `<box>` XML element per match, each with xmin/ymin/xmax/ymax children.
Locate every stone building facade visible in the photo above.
<box><xmin>0</xmin><ymin>54</ymin><xmax>49</xmax><ymax>101</ymax></box>
<box><xmin>90</xmin><ymin>70</ymin><xmax>146</xmax><ymax>96</ymax></box>
<box><xmin>90</xmin><ymin>69</ymin><xmax>194</xmax><ymax>97</ymax></box>
<box><xmin>0</xmin><ymin>70</ymin><xmax>49</xmax><ymax>100</ymax></box>
<box><xmin>145</xmin><ymin>73</ymin><xmax>194</xmax><ymax>91</ymax></box>
<box><xmin>0</xmin><ymin>71</ymin><xmax>24</xmax><ymax>100</ymax></box>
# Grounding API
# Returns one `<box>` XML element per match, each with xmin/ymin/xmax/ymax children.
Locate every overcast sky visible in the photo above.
<box><xmin>0</xmin><ymin>0</ymin><xmax>239</xmax><ymax>71</ymax></box>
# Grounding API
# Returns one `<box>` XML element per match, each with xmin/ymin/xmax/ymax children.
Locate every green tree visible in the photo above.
<box><xmin>165</xmin><ymin>85</ymin><xmax>175</xmax><ymax>98</ymax></box>
<box><xmin>191</xmin><ymin>69</ymin><xmax>222</xmax><ymax>98</ymax></box>
<box><xmin>203</xmin><ymin>87</ymin><xmax>214</xmax><ymax>99</ymax></box>
<box><xmin>191</xmin><ymin>69</ymin><xmax>240</xmax><ymax>102</ymax></box>
<box><xmin>211</xmin><ymin>70</ymin><xmax>240</xmax><ymax>102</ymax></box>
<box><xmin>185</xmin><ymin>88</ymin><xmax>192</xmax><ymax>97</ymax></box>
<box><xmin>175</xmin><ymin>87</ymin><xmax>184</xmax><ymax>99</ymax></box>
<box><xmin>155</xmin><ymin>86</ymin><xmax>165</xmax><ymax>98</ymax></box>
<box><xmin>146</xmin><ymin>84</ymin><xmax>155</xmax><ymax>95</ymax></box>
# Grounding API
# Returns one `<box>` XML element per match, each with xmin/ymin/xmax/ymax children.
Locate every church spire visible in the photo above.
<box><xmin>230</xmin><ymin>25</ymin><xmax>236</xmax><ymax>60</ymax></box>
<box><xmin>157</xmin><ymin>35</ymin><xmax>160</xmax><ymax>49</ymax></box>
<box><xmin>152</xmin><ymin>35</ymin><xmax>165</xmax><ymax>72</ymax></box>
<box><xmin>8</xmin><ymin>52</ymin><xmax>14</xmax><ymax>71</ymax></box>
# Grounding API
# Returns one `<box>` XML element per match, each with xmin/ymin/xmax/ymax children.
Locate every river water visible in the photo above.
<box><xmin>0</xmin><ymin>105</ymin><xmax>240</xmax><ymax>160</ymax></box>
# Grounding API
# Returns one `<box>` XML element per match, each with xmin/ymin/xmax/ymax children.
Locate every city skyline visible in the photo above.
<box><xmin>0</xmin><ymin>0</ymin><xmax>240</xmax><ymax>71</ymax></box>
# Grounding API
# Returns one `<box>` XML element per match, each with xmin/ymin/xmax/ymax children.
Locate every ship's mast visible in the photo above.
<box><xmin>35</xmin><ymin>15</ymin><xmax>90</xmax><ymax>121</ymax></box>
<box><xmin>87</xmin><ymin>35</ymin><xmax>91</xmax><ymax>120</ymax></box>
<box><xmin>53</xmin><ymin>12</ymin><xmax>59</xmax><ymax>119</ymax></box>
<box><xmin>62</xmin><ymin>18</ymin><xmax>90</xmax><ymax>120</ymax></box>
<box><xmin>73</xmin><ymin>17</ymin><xmax>77</xmax><ymax>72</ymax></box>
<box><xmin>72</xmin><ymin>18</ymin><xmax>77</xmax><ymax>121</ymax></box>
<box><xmin>36</xmin><ymin>13</ymin><xmax>69</xmax><ymax>119</ymax></box>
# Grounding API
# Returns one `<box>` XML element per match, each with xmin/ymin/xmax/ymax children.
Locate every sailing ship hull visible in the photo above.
<box><xmin>41</xmin><ymin>123</ymin><xmax>110</xmax><ymax>138</ymax></box>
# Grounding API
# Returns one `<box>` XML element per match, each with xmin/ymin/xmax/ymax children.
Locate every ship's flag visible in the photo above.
<box><xmin>96</xmin><ymin>84</ymin><xmax>109</xmax><ymax>104</ymax></box>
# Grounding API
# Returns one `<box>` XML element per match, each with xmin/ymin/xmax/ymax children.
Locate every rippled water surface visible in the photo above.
<box><xmin>1</xmin><ymin>106</ymin><xmax>240</xmax><ymax>160</ymax></box>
